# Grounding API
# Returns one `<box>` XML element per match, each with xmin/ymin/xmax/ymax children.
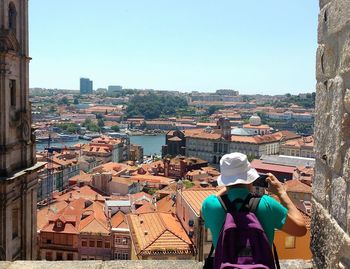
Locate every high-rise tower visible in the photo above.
<box><xmin>0</xmin><ymin>0</ymin><xmax>44</xmax><ymax>260</ymax></box>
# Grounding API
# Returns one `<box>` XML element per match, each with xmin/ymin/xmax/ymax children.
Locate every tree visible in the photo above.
<box><xmin>82</xmin><ymin>119</ymin><xmax>100</xmax><ymax>132</ymax></box>
<box><xmin>73</xmin><ymin>98</ymin><xmax>79</xmax><ymax>105</ymax></box>
<box><xmin>97</xmin><ymin>118</ymin><xmax>105</xmax><ymax>128</ymax></box>
<box><xmin>207</xmin><ymin>105</ymin><xmax>224</xmax><ymax>115</ymax></box>
<box><xmin>96</xmin><ymin>113</ymin><xmax>104</xmax><ymax>119</ymax></box>
<box><xmin>58</xmin><ymin>96</ymin><xmax>69</xmax><ymax>105</ymax></box>
<box><xmin>111</xmin><ymin>125</ymin><xmax>120</xmax><ymax>132</ymax></box>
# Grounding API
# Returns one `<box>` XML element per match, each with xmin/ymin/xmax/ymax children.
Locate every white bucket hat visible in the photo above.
<box><xmin>216</xmin><ymin>152</ymin><xmax>259</xmax><ymax>186</ymax></box>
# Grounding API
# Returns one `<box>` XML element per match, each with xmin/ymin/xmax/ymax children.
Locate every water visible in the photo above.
<box><xmin>130</xmin><ymin>135</ymin><xmax>165</xmax><ymax>156</ymax></box>
<box><xmin>35</xmin><ymin>139</ymin><xmax>88</xmax><ymax>152</ymax></box>
<box><xmin>35</xmin><ymin>135</ymin><xmax>166</xmax><ymax>156</ymax></box>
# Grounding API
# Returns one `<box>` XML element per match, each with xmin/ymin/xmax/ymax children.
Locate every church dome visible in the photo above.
<box><xmin>249</xmin><ymin>115</ymin><xmax>261</xmax><ymax>126</ymax></box>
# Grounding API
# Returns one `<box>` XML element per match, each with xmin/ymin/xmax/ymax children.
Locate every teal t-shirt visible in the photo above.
<box><xmin>201</xmin><ymin>188</ymin><xmax>288</xmax><ymax>247</ymax></box>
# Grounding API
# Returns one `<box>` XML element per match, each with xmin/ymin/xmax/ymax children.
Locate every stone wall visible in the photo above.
<box><xmin>0</xmin><ymin>260</ymin><xmax>313</xmax><ymax>269</ymax></box>
<box><xmin>313</xmin><ymin>0</ymin><xmax>350</xmax><ymax>267</ymax></box>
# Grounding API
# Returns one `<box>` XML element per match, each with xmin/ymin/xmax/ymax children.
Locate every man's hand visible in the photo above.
<box><xmin>266</xmin><ymin>173</ymin><xmax>286</xmax><ymax>197</ymax></box>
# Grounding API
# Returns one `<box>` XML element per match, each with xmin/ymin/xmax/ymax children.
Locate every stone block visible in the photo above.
<box><xmin>340</xmin><ymin>38</ymin><xmax>350</xmax><ymax>76</ymax></box>
<box><xmin>315</xmin><ymin>77</ymin><xmax>345</xmax><ymax>173</ymax></box>
<box><xmin>311</xmin><ymin>199</ymin><xmax>350</xmax><ymax>268</ymax></box>
<box><xmin>320</xmin><ymin>0</ymin><xmax>332</xmax><ymax>9</ymax></box>
<box><xmin>341</xmin><ymin>148</ymin><xmax>350</xmax><ymax>184</ymax></box>
<box><xmin>102</xmin><ymin>261</ymin><xmax>203</xmax><ymax>269</ymax></box>
<box><xmin>313</xmin><ymin>159</ymin><xmax>329</xmax><ymax>205</ymax></box>
<box><xmin>323</xmin><ymin>0</ymin><xmax>350</xmax><ymax>37</ymax></box>
<box><xmin>331</xmin><ymin>177</ymin><xmax>348</xmax><ymax>230</ymax></box>
<box><xmin>316</xmin><ymin>44</ymin><xmax>337</xmax><ymax>81</ymax></box>
<box><xmin>344</xmin><ymin>89</ymin><xmax>350</xmax><ymax>112</ymax></box>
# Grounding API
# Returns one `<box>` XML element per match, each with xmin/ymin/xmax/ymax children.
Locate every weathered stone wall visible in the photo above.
<box><xmin>0</xmin><ymin>260</ymin><xmax>313</xmax><ymax>269</ymax></box>
<box><xmin>313</xmin><ymin>0</ymin><xmax>350</xmax><ymax>267</ymax></box>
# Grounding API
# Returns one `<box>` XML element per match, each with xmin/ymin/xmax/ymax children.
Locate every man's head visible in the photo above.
<box><xmin>217</xmin><ymin>152</ymin><xmax>259</xmax><ymax>187</ymax></box>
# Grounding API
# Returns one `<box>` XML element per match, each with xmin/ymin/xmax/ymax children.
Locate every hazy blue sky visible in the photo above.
<box><xmin>29</xmin><ymin>1</ymin><xmax>319</xmax><ymax>94</ymax></box>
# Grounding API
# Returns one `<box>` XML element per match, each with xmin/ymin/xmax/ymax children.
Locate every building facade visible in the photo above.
<box><xmin>80</xmin><ymin>78</ymin><xmax>93</xmax><ymax>94</ymax></box>
<box><xmin>0</xmin><ymin>0</ymin><xmax>45</xmax><ymax>260</ymax></box>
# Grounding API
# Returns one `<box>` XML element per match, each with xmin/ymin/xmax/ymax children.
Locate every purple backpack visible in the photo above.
<box><xmin>205</xmin><ymin>194</ymin><xmax>279</xmax><ymax>269</ymax></box>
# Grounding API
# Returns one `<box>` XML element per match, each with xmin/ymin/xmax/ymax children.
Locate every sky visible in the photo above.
<box><xmin>29</xmin><ymin>1</ymin><xmax>319</xmax><ymax>94</ymax></box>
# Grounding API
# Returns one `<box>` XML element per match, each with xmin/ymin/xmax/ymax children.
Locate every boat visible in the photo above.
<box><xmin>79</xmin><ymin>135</ymin><xmax>92</xmax><ymax>141</ymax></box>
<box><xmin>57</xmin><ymin>134</ymin><xmax>79</xmax><ymax>142</ymax></box>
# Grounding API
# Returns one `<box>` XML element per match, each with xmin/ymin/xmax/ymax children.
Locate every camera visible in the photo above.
<box><xmin>253</xmin><ymin>173</ymin><xmax>269</xmax><ymax>188</ymax></box>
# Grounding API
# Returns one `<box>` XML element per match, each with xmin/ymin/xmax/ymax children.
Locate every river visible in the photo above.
<box><xmin>35</xmin><ymin>135</ymin><xmax>165</xmax><ymax>156</ymax></box>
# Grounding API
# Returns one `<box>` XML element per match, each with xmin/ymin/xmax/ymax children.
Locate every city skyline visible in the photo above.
<box><xmin>29</xmin><ymin>1</ymin><xmax>318</xmax><ymax>94</ymax></box>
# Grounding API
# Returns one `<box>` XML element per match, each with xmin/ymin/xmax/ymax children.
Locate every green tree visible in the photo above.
<box><xmin>111</xmin><ymin>125</ymin><xmax>120</xmax><ymax>132</ymax></box>
<box><xmin>73</xmin><ymin>98</ymin><xmax>79</xmax><ymax>105</ymax></box>
<box><xmin>97</xmin><ymin>118</ymin><xmax>105</xmax><ymax>128</ymax></box>
<box><xmin>207</xmin><ymin>105</ymin><xmax>224</xmax><ymax>115</ymax></box>
<box><xmin>183</xmin><ymin>180</ymin><xmax>195</xmax><ymax>189</ymax></box>
<box><xmin>58</xmin><ymin>96</ymin><xmax>69</xmax><ymax>105</ymax></box>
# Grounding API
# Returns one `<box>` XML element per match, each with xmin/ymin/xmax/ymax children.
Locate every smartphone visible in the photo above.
<box><xmin>253</xmin><ymin>173</ymin><xmax>269</xmax><ymax>188</ymax></box>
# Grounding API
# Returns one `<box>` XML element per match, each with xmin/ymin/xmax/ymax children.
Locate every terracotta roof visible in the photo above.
<box><xmin>135</xmin><ymin>201</ymin><xmax>156</xmax><ymax>214</ymax></box>
<box><xmin>181</xmin><ymin>188</ymin><xmax>218</xmax><ymax>216</ymax></box>
<box><xmin>68</xmin><ymin>171</ymin><xmax>92</xmax><ymax>184</ymax></box>
<box><xmin>130</xmin><ymin>192</ymin><xmax>152</xmax><ymax>202</ymax></box>
<box><xmin>251</xmin><ymin>159</ymin><xmax>296</xmax><ymax>174</ymax></box>
<box><xmin>92</xmin><ymin>162</ymin><xmax>128</xmax><ymax>175</ymax></box>
<box><xmin>168</xmin><ymin>136</ymin><xmax>183</xmax><ymax>142</ymax></box>
<box><xmin>127</xmin><ymin>212</ymin><xmax>193</xmax><ymax>256</ymax></box>
<box><xmin>111</xmin><ymin>211</ymin><xmax>128</xmax><ymax>229</ymax></box>
<box><xmin>281</xmin><ymin>136</ymin><xmax>314</xmax><ymax>148</ymax></box>
<box><xmin>184</xmin><ymin>128</ymin><xmax>221</xmax><ymax>140</ymax></box>
<box><xmin>243</xmin><ymin>124</ymin><xmax>270</xmax><ymax>129</ymax></box>
<box><xmin>37</xmin><ymin>200</ymin><xmax>68</xmax><ymax>230</ymax></box>
<box><xmin>130</xmin><ymin>174</ymin><xmax>173</xmax><ymax>185</ymax></box>
<box><xmin>284</xmin><ymin>179</ymin><xmax>312</xmax><ymax>194</ymax></box>
<box><xmin>156</xmin><ymin>195</ymin><xmax>176</xmax><ymax>214</ymax></box>
<box><xmin>54</xmin><ymin>185</ymin><xmax>105</xmax><ymax>203</ymax></box>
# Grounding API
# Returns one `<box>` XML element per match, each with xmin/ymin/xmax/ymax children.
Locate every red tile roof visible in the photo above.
<box><xmin>284</xmin><ymin>179</ymin><xmax>312</xmax><ymax>194</ymax></box>
<box><xmin>127</xmin><ymin>212</ymin><xmax>193</xmax><ymax>256</ymax></box>
<box><xmin>251</xmin><ymin>159</ymin><xmax>296</xmax><ymax>174</ymax></box>
<box><xmin>180</xmin><ymin>188</ymin><xmax>218</xmax><ymax>216</ymax></box>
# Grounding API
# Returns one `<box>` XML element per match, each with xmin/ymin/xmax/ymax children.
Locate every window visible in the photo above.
<box><xmin>56</xmin><ymin>252</ymin><xmax>63</xmax><ymax>261</ymax></box>
<box><xmin>46</xmin><ymin>239</ymin><xmax>52</xmax><ymax>244</ymax></box>
<box><xmin>115</xmin><ymin>251</ymin><xmax>129</xmax><ymax>260</ymax></box>
<box><xmin>97</xmin><ymin>240</ymin><xmax>102</xmax><ymax>248</ymax></box>
<box><xmin>105</xmin><ymin>241</ymin><xmax>111</xmax><ymax>248</ymax></box>
<box><xmin>67</xmin><ymin>253</ymin><xmax>74</xmax><ymax>260</ymax></box>
<box><xmin>82</xmin><ymin>240</ymin><xmax>87</xmax><ymax>247</ymax></box>
<box><xmin>89</xmin><ymin>240</ymin><xmax>95</xmax><ymax>247</ymax></box>
<box><xmin>285</xmin><ymin>236</ymin><xmax>296</xmax><ymax>249</ymax></box>
<box><xmin>45</xmin><ymin>252</ymin><xmax>53</xmax><ymax>261</ymax></box>
<box><xmin>81</xmin><ymin>256</ymin><xmax>88</xmax><ymax>260</ymax></box>
<box><xmin>9</xmin><ymin>80</ymin><xmax>16</xmax><ymax>107</ymax></box>
<box><xmin>12</xmin><ymin>209</ymin><xmax>18</xmax><ymax>239</ymax></box>
<box><xmin>56</xmin><ymin>221</ymin><xmax>62</xmax><ymax>228</ymax></box>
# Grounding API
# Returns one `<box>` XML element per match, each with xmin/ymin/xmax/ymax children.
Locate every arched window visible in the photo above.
<box><xmin>8</xmin><ymin>3</ymin><xmax>17</xmax><ymax>32</ymax></box>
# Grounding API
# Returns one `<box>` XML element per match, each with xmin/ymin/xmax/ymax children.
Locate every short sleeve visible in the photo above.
<box><xmin>201</xmin><ymin>194</ymin><xmax>226</xmax><ymax>246</ymax></box>
<box><xmin>263</xmin><ymin>195</ymin><xmax>288</xmax><ymax>230</ymax></box>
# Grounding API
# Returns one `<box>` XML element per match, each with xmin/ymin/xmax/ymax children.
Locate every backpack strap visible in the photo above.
<box><xmin>273</xmin><ymin>243</ymin><xmax>281</xmax><ymax>269</ymax></box>
<box><xmin>248</xmin><ymin>196</ymin><xmax>261</xmax><ymax>213</ymax></box>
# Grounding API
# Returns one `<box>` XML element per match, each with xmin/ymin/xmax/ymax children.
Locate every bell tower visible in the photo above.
<box><xmin>0</xmin><ymin>0</ymin><xmax>44</xmax><ymax>260</ymax></box>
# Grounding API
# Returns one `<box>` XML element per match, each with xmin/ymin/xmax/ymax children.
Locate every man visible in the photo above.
<box><xmin>201</xmin><ymin>152</ymin><xmax>307</xmax><ymax>248</ymax></box>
